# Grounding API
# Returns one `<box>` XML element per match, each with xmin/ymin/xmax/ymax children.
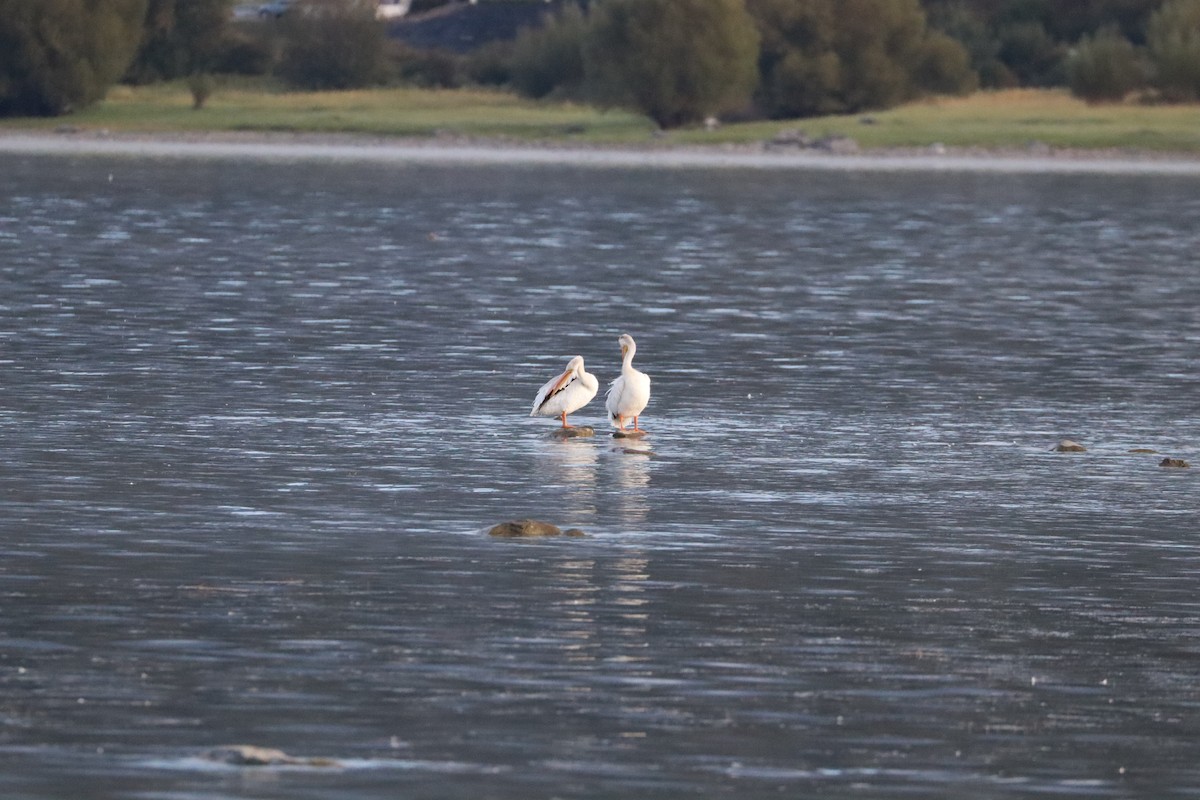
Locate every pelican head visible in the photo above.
<box><xmin>566</xmin><ymin>355</ymin><xmax>585</xmax><ymax>373</ymax></box>
<box><xmin>618</xmin><ymin>333</ymin><xmax>636</xmax><ymax>359</ymax></box>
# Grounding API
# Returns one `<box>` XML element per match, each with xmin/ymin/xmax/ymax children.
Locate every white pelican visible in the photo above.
<box><xmin>605</xmin><ymin>333</ymin><xmax>651</xmax><ymax>431</ymax></box>
<box><xmin>530</xmin><ymin>355</ymin><xmax>598</xmax><ymax>428</ymax></box>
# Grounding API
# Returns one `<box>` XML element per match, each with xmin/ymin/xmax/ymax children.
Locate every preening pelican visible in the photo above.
<box><xmin>530</xmin><ymin>355</ymin><xmax>598</xmax><ymax>428</ymax></box>
<box><xmin>605</xmin><ymin>333</ymin><xmax>651</xmax><ymax>431</ymax></box>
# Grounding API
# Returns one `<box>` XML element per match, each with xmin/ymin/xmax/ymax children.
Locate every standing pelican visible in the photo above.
<box><xmin>530</xmin><ymin>355</ymin><xmax>598</xmax><ymax>428</ymax></box>
<box><xmin>605</xmin><ymin>333</ymin><xmax>651</xmax><ymax>431</ymax></box>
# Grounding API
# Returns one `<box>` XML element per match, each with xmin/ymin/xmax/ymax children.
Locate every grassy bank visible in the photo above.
<box><xmin>727</xmin><ymin>89</ymin><xmax>1200</xmax><ymax>153</ymax></box>
<box><xmin>4</xmin><ymin>81</ymin><xmax>1200</xmax><ymax>153</ymax></box>
<box><xmin>1</xmin><ymin>80</ymin><xmax>658</xmax><ymax>143</ymax></box>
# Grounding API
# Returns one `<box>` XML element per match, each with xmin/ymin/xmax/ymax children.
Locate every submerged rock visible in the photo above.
<box><xmin>1054</xmin><ymin>440</ymin><xmax>1087</xmax><ymax>452</ymax></box>
<box><xmin>1159</xmin><ymin>457</ymin><xmax>1190</xmax><ymax>468</ymax></box>
<box><xmin>488</xmin><ymin>519</ymin><xmax>584</xmax><ymax>538</ymax></box>
<box><xmin>612</xmin><ymin>429</ymin><xmax>648</xmax><ymax>439</ymax></box>
<box><xmin>205</xmin><ymin>745</ymin><xmax>340</xmax><ymax>768</ymax></box>
<box><xmin>1129</xmin><ymin>448</ymin><xmax>1158</xmax><ymax>454</ymax></box>
<box><xmin>550</xmin><ymin>426</ymin><xmax>594</xmax><ymax>439</ymax></box>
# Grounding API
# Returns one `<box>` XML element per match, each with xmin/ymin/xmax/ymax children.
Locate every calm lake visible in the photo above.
<box><xmin>2</xmin><ymin>152</ymin><xmax>1199</xmax><ymax>799</ymax></box>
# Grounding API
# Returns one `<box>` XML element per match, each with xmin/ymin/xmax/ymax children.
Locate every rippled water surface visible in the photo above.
<box><xmin>2</xmin><ymin>155</ymin><xmax>1200</xmax><ymax>799</ymax></box>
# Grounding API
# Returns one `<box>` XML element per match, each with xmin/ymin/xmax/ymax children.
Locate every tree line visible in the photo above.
<box><xmin>2</xmin><ymin>0</ymin><xmax>1200</xmax><ymax>125</ymax></box>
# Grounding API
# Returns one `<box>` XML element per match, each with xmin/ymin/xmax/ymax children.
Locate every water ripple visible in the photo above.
<box><xmin>1</xmin><ymin>157</ymin><xmax>1199</xmax><ymax>798</ymax></box>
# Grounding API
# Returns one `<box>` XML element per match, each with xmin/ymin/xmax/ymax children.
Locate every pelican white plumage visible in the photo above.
<box><xmin>530</xmin><ymin>355</ymin><xmax>598</xmax><ymax>428</ymax></box>
<box><xmin>605</xmin><ymin>333</ymin><xmax>651</xmax><ymax>431</ymax></box>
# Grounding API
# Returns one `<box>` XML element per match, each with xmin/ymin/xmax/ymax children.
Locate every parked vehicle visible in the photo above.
<box><xmin>248</xmin><ymin>0</ymin><xmax>408</xmax><ymax>20</ymax></box>
<box><xmin>253</xmin><ymin>0</ymin><xmax>408</xmax><ymax>20</ymax></box>
<box><xmin>376</xmin><ymin>0</ymin><xmax>411</xmax><ymax>19</ymax></box>
<box><xmin>258</xmin><ymin>0</ymin><xmax>292</xmax><ymax>18</ymax></box>
<box><xmin>231</xmin><ymin>3</ymin><xmax>261</xmax><ymax>19</ymax></box>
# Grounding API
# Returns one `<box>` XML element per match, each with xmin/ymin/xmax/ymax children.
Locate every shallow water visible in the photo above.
<box><xmin>2</xmin><ymin>155</ymin><xmax>1199</xmax><ymax>799</ymax></box>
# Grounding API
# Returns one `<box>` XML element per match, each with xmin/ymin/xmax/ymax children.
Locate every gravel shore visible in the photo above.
<box><xmin>4</xmin><ymin>127</ymin><xmax>1200</xmax><ymax>175</ymax></box>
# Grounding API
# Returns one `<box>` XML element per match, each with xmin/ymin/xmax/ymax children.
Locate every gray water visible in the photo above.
<box><xmin>2</xmin><ymin>154</ymin><xmax>1199</xmax><ymax>799</ymax></box>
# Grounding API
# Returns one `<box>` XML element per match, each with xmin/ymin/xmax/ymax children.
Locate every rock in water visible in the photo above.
<box><xmin>1159</xmin><ymin>457</ymin><xmax>1190</xmax><ymax>468</ymax></box>
<box><xmin>550</xmin><ymin>426</ymin><xmax>594</xmax><ymax>439</ymax></box>
<box><xmin>1054</xmin><ymin>440</ymin><xmax>1087</xmax><ymax>452</ymax></box>
<box><xmin>205</xmin><ymin>745</ymin><xmax>340</xmax><ymax>768</ymax></box>
<box><xmin>613</xmin><ymin>429</ymin><xmax>647</xmax><ymax>439</ymax></box>
<box><xmin>207</xmin><ymin>746</ymin><xmax>295</xmax><ymax>766</ymax></box>
<box><xmin>488</xmin><ymin>519</ymin><xmax>575</xmax><ymax>537</ymax></box>
<box><xmin>1129</xmin><ymin>448</ymin><xmax>1158</xmax><ymax>454</ymax></box>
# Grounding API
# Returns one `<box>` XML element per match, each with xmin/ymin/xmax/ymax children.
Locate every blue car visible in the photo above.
<box><xmin>258</xmin><ymin>0</ymin><xmax>292</xmax><ymax>18</ymax></box>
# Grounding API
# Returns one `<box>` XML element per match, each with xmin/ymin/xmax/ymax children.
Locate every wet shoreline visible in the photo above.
<box><xmin>3</xmin><ymin>128</ymin><xmax>1200</xmax><ymax>174</ymax></box>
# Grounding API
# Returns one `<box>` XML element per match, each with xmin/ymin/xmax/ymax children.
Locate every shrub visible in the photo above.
<box><xmin>995</xmin><ymin>20</ymin><xmax>1065</xmax><ymax>86</ymax></box>
<box><xmin>1147</xmin><ymin>0</ymin><xmax>1200</xmax><ymax>101</ymax></box>
<box><xmin>926</xmin><ymin>1</ymin><xmax>1008</xmax><ymax>88</ymax></box>
<box><xmin>464</xmin><ymin>41</ymin><xmax>514</xmax><ymax>87</ymax></box>
<box><xmin>748</xmin><ymin>0</ymin><xmax>974</xmax><ymax>119</ymax></box>
<box><xmin>916</xmin><ymin>30</ymin><xmax>979</xmax><ymax>95</ymax></box>
<box><xmin>213</xmin><ymin>29</ymin><xmax>276</xmax><ymax>76</ymax></box>
<box><xmin>391</xmin><ymin>43</ymin><xmax>462</xmax><ymax>88</ymax></box>
<box><xmin>127</xmin><ymin>0</ymin><xmax>231</xmax><ymax>83</ymax></box>
<box><xmin>837</xmin><ymin>0</ymin><xmax>927</xmax><ymax>109</ymax></box>
<box><xmin>508</xmin><ymin>3</ymin><xmax>588</xmax><ymax>100</ymax></box>
<box><xmin>0</xmin><ymin>0</ymin><xmax>148</xmax><ymax>116</ymax></box>
<box><xmin>583</xmin><ymin>0</ymin><xmax>760</xmax><ymax>128</ymax></box>
<box><xmin>764</xmin><ymin>48</ymin><xmax>844</xmax><ymax>118</ymax></box>
<box><xmin>188</xmin><ymin>72</ymin><xmax>214</xmax><ymax>109</ymax></box>
<box><xmin>277</xmin><ymin>0</ymin><xmax>389</xmax><ymax>89</ymax></box>
<box><xmin>1067</xmin><ymin>27</ymin><xmax>1142</xmax><ymax>102</ymax></box>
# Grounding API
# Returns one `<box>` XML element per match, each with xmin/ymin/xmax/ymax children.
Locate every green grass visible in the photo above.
<box><xmin>1</xmin><ymin>79</ymin><xmax>658</xmax><ymax>143</ymax></box>
<box><xmin>673</xmin><ymin>89</ymin><xmax>1200</xmax><ymax>152</ymax></box>
<box><xmin>4</xmin><ymin>81</ymin><xmax>1200</xmax><ymax>153</ymax></box>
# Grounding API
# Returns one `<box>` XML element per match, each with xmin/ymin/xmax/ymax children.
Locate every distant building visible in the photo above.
<box><xmin>232</xmin><ymin>1</ymin><xmax>413</xmax><ymax>21</ymax></box>
<box><xmin>389</xmin><ymin>0</ymin><xmax>572</xmax><ymax>52</ymax></box>
<box><xmin>376</xmin><ymin>0</ymin><xmax>412</xmax><ymax>19</ymax></box>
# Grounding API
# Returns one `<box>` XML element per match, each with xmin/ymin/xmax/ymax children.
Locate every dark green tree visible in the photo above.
<box><xmin>508</xmin><ymin>2</ymin><xmax>588</xmax><ymax>99</ymax></box>
<box><xmin>749</xmin><ymin>0</ymin><xmax>841</xmax><ymax>116</ymax></box>
<box><xmin>995</xmin><ymin>19</ymin><xmax>1064</xmax><ymax>85</ymax></box>
<box><xmin>582</xmin><ymin>0</ymin><xmax>760</xmax><ymax>128</ymax></box>
<box><xmin>916</xmin><ymin>27</ymin><xmax>980</xmax><ymax>95</ymax></box>
<box><xmin>277</xmin><ymin>0</ymin><xmax>389</xmax><ymax>89</ymax></box>
<box><xmin>923</xmin><ymin>0</ymin><xmax>1163</xmax><ymax>88</ymax></box>
<box><xmin>127</xmin><ymin>0</ymin><xmax>231</xmax><ymax>83</ymax></box>
<box><xmin>925</xmin><ymin>1</ymin><xmax>1012</xmax><ymax>87</ymax></box>
<box><xmin>836</xmin><ymin>0</ymin><xmax>932</xmax><ymax>109</ymax></box>
<box><xmin>748</xmin><ymin>0</ymin><xmax>974</xmax><ymax>118</ymax></box>
<box><xmin>0</xmin><ymin>0</ymin><xmax>148</xmax><ymax>116</ymax></box>
<box><xmin>1066</xmin><ymin>26</ymin><xmax>1142</xmax><ymax>102</ymax></box>
<box><xmin>1147</xmin><ymin>0</ymin><xmax>1200</xmax><ymax>101</ymax></box>
<box><xmin>1020</xmin><ymin>0</ymin><xmax>1162</xmax><ymax>45</ymax></box>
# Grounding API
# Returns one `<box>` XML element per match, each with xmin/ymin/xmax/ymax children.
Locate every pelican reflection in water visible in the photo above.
<box><xmin>535</xmin><ymin>437</ymin><xmax>598</xmax><ymax>522</ymax></box>
<box><xmin>611</xmin><ymin>436</ymin><xmax>652</xmax><ymax>525</ymax></box>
